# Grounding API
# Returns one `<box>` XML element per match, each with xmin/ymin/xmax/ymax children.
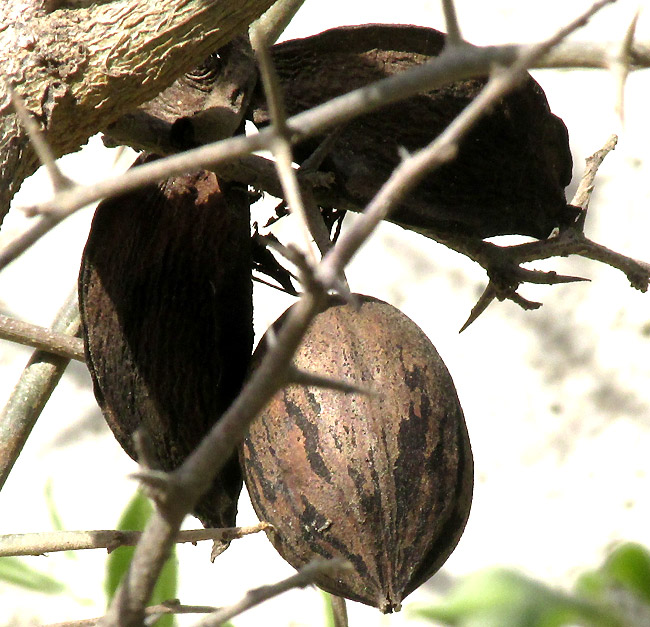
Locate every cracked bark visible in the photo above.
<box><xmin>0</xmin><ymin>0</ymin><xmax>275</xmax><ymax>223</ymax></box>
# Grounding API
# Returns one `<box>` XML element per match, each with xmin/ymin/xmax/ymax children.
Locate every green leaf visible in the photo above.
<box><xmin>411</xmin><ymin>568</ymin><xmax>621</xmax><ymax>627</ymax></box>
<box><xmin>0</xmin><ymin>556</ymin><xmax>67</xmax><ymax>594</ymax></box>
<box><xmin>105</xmin><ymin>491</ymin><xmax>178</xmax><ymax>627</ymax></box>
<box><xmin>576</xmin><ymin>543</ymin><xmax>650</xmax><ymax>625</ymax></box>
<box><xmin>602</xmin><ymin>543</ymin><xmax>650</xmax><ymax>605</ymax></box>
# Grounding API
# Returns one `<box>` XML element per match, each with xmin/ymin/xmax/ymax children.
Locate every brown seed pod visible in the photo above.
<box><xmin>250</xmin><ymin>24</ymin><xmax>577</xmax><ymax>240</ymax></box>
<box><xmin>79</xmin><ymin>154</ymin><xmax>252</xmax><ymax>548</ymax></box>
<box><xmin>240</xmin><ymin>296</ymin><xmax>473</xmax><ymax>612</ymax></box>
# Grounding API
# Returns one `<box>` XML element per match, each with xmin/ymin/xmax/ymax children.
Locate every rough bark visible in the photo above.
<box><xmin>0</xmin><ymin>0</ymin><xmax>275</xmax><ymax>223</ymax></box>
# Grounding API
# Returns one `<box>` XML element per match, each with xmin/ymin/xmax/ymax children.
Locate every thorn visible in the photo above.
<box><xmin>130</xmin><ymin>469</ymin><xmax>172</xmax><ymax>491</ymax></box>
<box><xmin>516</xmin><ymin>267</ymin><xmax>590</xmax><ymax>285</ymax></box>
<box><xmin>289</xmin><ymin>366</ymin><xmax>378</xmax><ymax>397</ymax></box>
<box><xmin>459</xmin><ymin>282</ymin><xmax>497</xmax><ymax>332</ymax></box>
<box><xmin>610</xmin><ymin>10</ymin><xmax>639</xmax><ymax>125</ymax></box>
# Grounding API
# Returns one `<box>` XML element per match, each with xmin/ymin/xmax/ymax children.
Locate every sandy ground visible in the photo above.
<box><xmin>0</xmin><ymin>1</ymin><xmax>648</xmax><ymax>625</ymax></box>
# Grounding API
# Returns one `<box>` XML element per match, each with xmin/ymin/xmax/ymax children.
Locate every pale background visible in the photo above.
<box><xmin>0</xmin><ymin>0</ymin><xmax>648</xmax><ymax>625</ymax></box>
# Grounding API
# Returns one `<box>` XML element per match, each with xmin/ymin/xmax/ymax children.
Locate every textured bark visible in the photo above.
<box><xmin>102</xmin><ymin>35</ymin><xmax>258</xmax><ymax>154</ymax></box>
<box><xmin>0</xmin><ymin>0</ymin><xmax>275</xmax><ymax>223</ymax></box>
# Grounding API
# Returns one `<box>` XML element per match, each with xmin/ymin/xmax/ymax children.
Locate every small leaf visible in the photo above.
<box><xmin>105</xmin><ymin>491</ymin><xmax>178</xmax><ymax>627</ymax></box>
<box><xmin>602</xmin><ymin>543</ymin><xmax>650</xmax><ymax>605</ymax></box>
<box><xmin>410</xmin><ymin>568</ymin><xmax>620</xmax><ymax>627</ymax></box>
<box><xmin>0</xmin><ymin>557</ymin><xmax>67</xmax><ymax>594</ymax></box>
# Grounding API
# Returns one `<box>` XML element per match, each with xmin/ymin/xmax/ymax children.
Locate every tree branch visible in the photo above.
<box><xmin>45</xmin><ymin>601</ymin><xmax>219</xmax><ymax>627</ymax></box>
<box><xmin>0</xmin><ymin>290</ymin><xmax>80</xmax><ymax>491</ymax></box>
<box><xmin>0</xmin><ymin>0</ymin><xmax>276</xmax><ymax>222</ymax></box>
<box><xmin>0</xmin><ymin>523</ymin><xmax>272</xmax><ymax>557</ymax></box>
<box><xmin>0</xmin><ymin>313</ymin><xmax>85</xmax><ymax>361</ymax></box>
<box><xmin>193</xmin><ymin>558</ymin><xmax>351</xmax><ymax>627</ymax></box>
<box><xmin>21</xmin><ymin>31</ymin><xmax>650</xmax><ymax>221</ymax></box>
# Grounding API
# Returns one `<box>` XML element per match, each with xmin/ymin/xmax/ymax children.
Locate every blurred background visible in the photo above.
<box><xmin>0</xmin><ymin>0</ymin><xmax>648</xmax><ymax>625</ymax></box>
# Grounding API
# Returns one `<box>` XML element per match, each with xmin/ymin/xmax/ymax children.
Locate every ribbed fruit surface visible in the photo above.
<box><xmin>241</xmin><ymin>296</ymin><xmax>473</xmax><ymax>612</ymax></box>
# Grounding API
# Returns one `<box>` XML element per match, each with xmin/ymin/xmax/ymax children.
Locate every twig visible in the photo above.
<box><xmin>250</xmin><ymin>0</ymin><xmax>308</xmax><ymax>45</ymax></box>
<box><xmin>5</xmin><ymin>81</ymin><xmax>73</xmax><ymax>193</ymax></box>
<box><xmin>289</xmin><ymin>367</ymin><xmax>378</xmax><ymax>396</ymax></box>
<box><xmin>318</xmin><ymin>0</ymin><xmax>612</xmax><ymax>290</ymax></box>
<box><xmin>610</xmin><ymin>10</ymin><xmax>639</xmax><ymax>123</ymax></box>
<box><xmin>45</xmin><ymin>602</ymin><xmax>219</xmax><ymax>627</ymax></box>
<box><xmin>571</xmin><ymin>134</ymin><xmax>618</xmax><ymax>210</ymax></box>
<box><xmin>441</xmin><ymin>0</ymin><xmax>464</xmax><ymax>46</ymax></box>
<box><xmin>100</xmin><ymin>291</ymin><xmax>330</xmax><ymax>626</ymax></box>
<box><xmin>0</xmin><ymin>314</ymin><xmax>85</xmax><ymax>361</ymax></box>
<box><xmin>453</xmin><ymin>133</ymin><xmax>645</xmax><ymax>331</ymax></box>
<box><xmin>250</xmin><ymin>27</ymin><xmax>321</xmax><ymax>263</ymax></box>
<box><xmin>0</xmin><ymin>523</ymin><xmax>273</xmax><ymax>557</ymax></box>
<box><xmin>0</xmin><ymin>290</ymin><xmax>80</xmax><ymax>492</ymax></box>
<box><xmin>330</xmin><ymin>595</ymin><xmax>349</xmax><ymax>627</ymax></box>
<box><xmin>193</xmin><ymin>558</ymin><xmax>351</xmax><ymax>627</ymax></box>
<box><xmin>0</xmin><ymin>214</ymin><xmax>65</xmax><ymax>273</ymax></box>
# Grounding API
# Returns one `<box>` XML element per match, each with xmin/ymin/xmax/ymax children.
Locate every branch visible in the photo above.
<box><xmin>0</xmin><ymin>0</ymin><xmax>276</xmax><ymax>222</ymax></box>
<box><xmin>0</xmin><ymin>290</ymin><xmax>80</xmax><ymax>491</ymax></box>
<box><xmin>318</xmin><ymin>0</ymin><xmax>612</xmax><ymax>289</ymax></box>
<box><xmin>0</xmin><ymin>313</ymin><xmax>85</xmax><ymax>361</ymax></box>
<box><xmin>22</xmin><ymin>26</ymin><xmax>650</xmax><ymax>221</ymax></box>
<box><xmin>450</xmin><ymin>132</ymin><xmax>650</xmax><ymax>330</ymax></box>
<box><xmin>330</xmin><ymin>595</ymin><xmax>349</xmax><ymax>627</ymax></box>
<box><xmin>289</xmin><ymin>367</ymin><xmax>377</xmax><ymax>397</ymax></box>
<box><xmin>0</xmin><ymin>523</ymin><xmax>272</xmax><ymax>557</ymax></box>
<box><xmin>441</xmin><ymin>0</ymin><xmax>464</xmax><ymax>46</ymax></box>
<box><xmin>193</xmin><ymin>558</ymin><xmax>351</xmax><ymax>627</ymax></box>
<box><xmin>250</xmin><ymin>0</ymin><xmax>308</xmax><ymax>45</ymax></box>
<box><xmin>45</xmin><ymin>601</ymin><xmax>219</xmax><ymax>627</ymax></box>
<box><xmin>0</xmin><ymin>214</ymin><xmax>68</xmax><ymax>272</ymax></box>
<box><xmin>250</xmin><ymin>27</ymin><xmax>319</xmax><ymax>263</ymax></box>
<box><xmin>572</xmin><ymin>134</ymin><xmax>618</xmax><ymax>210</ymax></box>
<box><xmin>609</xmin><ymin>10</ymin><xmax>639</xmax><ymax>122</ymax></box>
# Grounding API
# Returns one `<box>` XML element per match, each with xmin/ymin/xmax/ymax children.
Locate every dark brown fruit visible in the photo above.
<box><xmin>240</xmin><ymin>296</ymin><xmax>473</xmax><ymax>612</ymax></box>
<box><xmin>79</xmin><ymin>154</ymin><xmax>252</xmax><ymax>545</ymax></box>
<box><xmin>250</xmin><ymin>24</ymin><xmax>577</xmax><ymax>240</ymax></box>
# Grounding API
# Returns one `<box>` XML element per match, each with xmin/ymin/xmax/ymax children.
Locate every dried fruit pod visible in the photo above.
<box><xmin>250</xmin><ymin>24</ymin><xmax>577</xmax><ymax>240</ymax></box>
<box><xmin>79</xmin><ymin>155</ymin><xmax>252</xmax><ymax>546</ymax></box>
<box><xmin>240</xmin><ymin>296</ymin><xmax>473</xmax><ymax>612</ymax></box>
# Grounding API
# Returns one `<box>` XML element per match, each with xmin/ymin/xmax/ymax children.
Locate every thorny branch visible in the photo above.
<box><xmin>455</xmin><ymin>134</ymin><xmax>650</xmax><ymax>331</ymax></box>
<box><xmin>0</xmin><ymin>1</ymin><xmax>647</xmax><ymax>625</ymax></box>
<box><xmin>0</xmin><ymin>522</ymin><xmax>272</xmax><ymax>557</ymax></box>
<box><xmin>98</xmin><ymin>4</ymin><xmax>620</xmax><ymax>626</ymax></box>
